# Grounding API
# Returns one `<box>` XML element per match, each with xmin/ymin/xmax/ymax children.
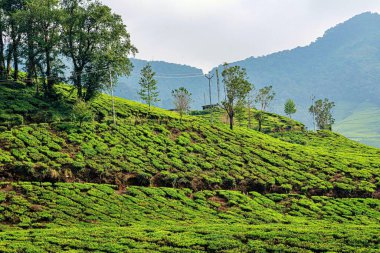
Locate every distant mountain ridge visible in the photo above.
<box><xmin>115</xmin><ymin>59</ymin><xmax>204</xmax><ymax>109</ymax></box>
<box><xmin>115</xmin><ymin>12</ymin><xmax>380</xmax><ymax>146</ymax></box>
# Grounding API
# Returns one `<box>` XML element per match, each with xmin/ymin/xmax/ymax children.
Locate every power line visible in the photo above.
<box><xmin>129</xmin><ymin>72</ymin><xmax>203</xmax><ymax>77</ymax></box>
<box><xmin>216</xmin><ymin>68</ymin><xmax>220</xmax><ymax>105</ymax></box>
<box><xmin>155</xmin><ymin>74</ymin><xmax>204</xmax><ymax>79</ymax></box>
<box><xmin>205</xmin><ymin>73</ymin><xmax>214</xmax><ymax>125</ymax></box>
<box><xmin>154</xmin><ymin>72</ymin><xmax>203</xmax><ymax>76</ymax></box>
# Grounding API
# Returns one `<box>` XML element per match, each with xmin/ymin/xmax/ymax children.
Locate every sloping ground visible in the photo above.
<box><xmin>192</xmin><ymin>108</ymin><xmax>305</xmax><ymax>133</ymax></box>
<box><xmin>0</xmin><ymin>183</ymin><xmax>379</xmax><ymax>252</ymax></box>
<box><xmin>1</xmin><ymin>83</ymin><xmax>380</xmax><ymax>252</ymax></box>
<box><xmin>1</xmin><ymin>121</ymin><xmax>380</xmax><ymax>197</ymax></box>
<box><xmin>0</xmin><ymin>84</ymin><xmax>379</xmax><ymax>198</ymax></box>
<box><xmin>0</xmin><ymin>83</ymin><xmax>182</xmax><ymax>128</ymax></box>
<box><xmin>334</xmin><ymin>102</ymin><xmax>380</xmax><ymax>148</ymax></box>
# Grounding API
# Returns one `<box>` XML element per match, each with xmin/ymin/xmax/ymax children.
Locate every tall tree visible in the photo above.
<box><xmin>16</xmin><ymin>0</ymin><xmax>62</xmax><ymax>95</ymax></box>
<box><xmin>221</xmin><ymin>64</ymin><xmax>253</xmax><ymax>130</ymax></box>
<box><xmin>0</xmin><ymin>0</ymin><xmax>25</xmax><ymax>81</ymax></box>
<box><xmin>172</xmin><ymin>87</ymin><xmax>191</xmax><ymax>123</ymax></box>
<box><xmin>0</xmin><ymin>9</ymin><xmax>6</xmax><ymax>79</ymax></box>
<box><xmin>255</xmin><ymin>85</ymin><xmax>275</xmax><ymax>111</ymax></box>
<box><xmin>61</xmin><ymin>0</ymin><xmax>137</xmax><ymax>101</ymax></box>
<box><xmin>309</xmin><ymin>98</ymin><xmax>335</xmax><ymax>130</ymax></box>
<box><xmin>138</xmin><ymin>63</ymin><xmax>160</xmax><ymax>111</ymax></box>
<box><xmin>284</xmin><ymin>99</ymin><xmax>297</xmax><ymax>118</ymax></box>
<box><xmin>16</xmin><ymin>5</ymin><xmax>38</xmax><ymax>87</ymax></box>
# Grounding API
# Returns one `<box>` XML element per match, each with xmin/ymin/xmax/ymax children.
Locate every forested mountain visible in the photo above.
<box><xmin>115</xmin><ymin>59</ymin><xmax>204</xmax><ymax>109</ymax></box>
<box><xmin>229</xmin><ymin>12</ymin><xmax>380</xmax><ymax>146</ymax></box>
<box><xmin>117</xmin><ymin>12</ymin><xmax>380</xmax><ymax>146</ymax></box>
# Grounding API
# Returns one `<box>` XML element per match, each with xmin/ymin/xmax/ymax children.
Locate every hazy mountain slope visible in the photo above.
<box><xmin>230</xmin><ymin>12</ymin><xmax>380</xmax><ymax>123</ymax></box>
<box><xmin>334</xmin><ymin>102</ymin><xmax>380</xmax><ymax>147</ymax></box>
<box><xmin>115</xmin><ymin>59</ymin><xmax>204</xmax><ymax>109</ymax></box>
<box><xmin>114</xmin><ymin>12</ymin><xmax>380</xmax><ymax>146</ymax></box>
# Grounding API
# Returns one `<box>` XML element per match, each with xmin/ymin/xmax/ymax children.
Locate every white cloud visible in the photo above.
<box><xmin>102</xmin><ymin>0</ymin><xmax>380</xmax><ymax>72</ymax></box>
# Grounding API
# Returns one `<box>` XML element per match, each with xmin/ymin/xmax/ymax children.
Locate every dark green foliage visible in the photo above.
<box><xmin>310</xmin><ymin>98</ymin><xmax>335</xmax><ymax>130</ymax></box>
<box><xmin>221</xmin><ymin>64</ymin><xmax>253</xmax><ymax>129</ymax></box>
<box><xmin>61</xmin><ymin>0</ymin><xmax>137</xmax><ymax>100</ymax></box>
<box><xmin>0</xmin><ymin>83</ymin><xmax>379</xmax><ymax>251</ymax></box>
<box><xmin>0</xmin><ymin>85</ymin><xmax>379</xmax><ymax>198</ymax></box>
<box><xmin>71</xmin><ymin>99</ymin><xmax>93</xmax><ymax>126</ymax></box>
<box><xmin>0</xmin><ymin>183</ymin><xmax>379</xmax><ymax>252</ymax></box>
<box><xmin>284</xmin><ymin>99</ymin><xmax>297</xmax><ymax>118</ymax></box>
<box><xmin>138</xmin><ymin>63</ymin><xmax>160</xmax><ymax>110</ymax></box>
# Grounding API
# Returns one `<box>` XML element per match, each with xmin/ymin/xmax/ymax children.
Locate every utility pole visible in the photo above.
<box><xmin>109</xmin><ymin>67</ymin><xmax>116</xmax><ymax>125</ymax></box>
<box><xmin>311</xmin><ymin>95</ymin><xmax>316</xmax><ymax>131</ymax></box>
<box><xmin>216</xmin><ymin>68</ymin><xmax>220</xmax><ymax>105</ymax></box>
<box><xmin>247</xmin><ymin>94</ymin><xmax>253</xmax><ymax>129</ymax></box>
<box><xmin>205</xmin><ymin>73</ymin><xmax>214</xmax><ymax>124</ymax></box>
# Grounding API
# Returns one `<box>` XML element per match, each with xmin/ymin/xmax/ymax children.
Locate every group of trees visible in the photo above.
<box><xmin>284</xmin><ymin>97</ymin><xmax>335</xmax><ymax>130</ymax></box>
<box><xmin>138</xmin><ymin>63</ymin><xmax>191</xmax><ymax>122</ymax></box>
<box><xmin>220</xmin><ymin>64</ymin><xmax>278</xmax><ymax>130</ymax></box>
<box><xmin>216</xmin><ymin>64</ymin><xmax>336</xmax><ymax>131</ymax></box>
<box><xmin>137</xmin><ymin>62</ymin><xmax>335</xmax><ymax>132</ymax></box>
<box><xmin>0</xmin><ymin>0</ymin><xmax>136</xmax><ymax>100</ymax></box>
<box><xmin>309</xmin><ymin>98</ymin><xmax>335</xmax><ymax>130</ymax></box>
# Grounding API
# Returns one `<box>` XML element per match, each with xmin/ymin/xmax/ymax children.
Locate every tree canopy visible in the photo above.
<box><xmin>256</xmin><ymin>85</ymin><xmax>275</xmax><ymax>112</ymax></box>
<box><xmin>309</xmin><ymin>98</ymin><xmax>335</xmax><ymax>130</ymax></box>
<box><xmin>221</xmin><ymin>64</ymin><xmax>253</xmax><ymax>130</ymax></box>
<box><xmin>0</xmin><ymin>0</ymin><xmax>137</xmax><ymax>100</ymax></box>
<box><xmin>172</xmin><ymin>87</ymin><xmax>191</xmax><ymax>123</ymax></box>
<box><xmin>284</xmin><ymin>99</ymin><xmax>297</xmax><ymax>118</ymax></box>
<box><xmin>138</xmin><ymin>63</ymin><xmax>159</xmax><ymax>110</ymax></box>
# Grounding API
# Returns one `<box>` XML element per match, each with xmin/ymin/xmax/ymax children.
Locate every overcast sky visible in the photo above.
<box><xmin>102</xmin><ymin>0</ymin><xmax>380</xmax><ymax>72</ymax></box>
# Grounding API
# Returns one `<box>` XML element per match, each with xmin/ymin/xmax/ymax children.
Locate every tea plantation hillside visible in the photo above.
<box><xmin>0</xmin><ymin>83</ymin><xmax>379</xmax><ymax>198</ymax></box>
<box><xmin>191</xmin><ymin>108</ymin><xmax>305</xmax><ymax>133</ymax></box>
<box><xmin>0</xmin><ymin>182</ymin><xmax>379</xmax><ymax>252</ymax></box>
<box><xmin>1</xmin><ymin>82</ymin><xmax>380</xmax><ymax>252</ymax></box>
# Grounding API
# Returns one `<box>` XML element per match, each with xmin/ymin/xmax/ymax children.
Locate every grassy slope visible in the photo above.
<box><xmin>192</xmin><ymin>108</ymin><xmax>305</xmax><ymax>133</ymax></box>
<box><xmin>0</xmin><ymin>83</ymin><xmax>380</xmax><ymax>252</ymax></box>
<box><xmin>335</xmin><ymin>102</ymin><xmax>380</xmax><ymax>147</ymax></box>
<box><xmin>0</xmin><ymin>182</ymin><xmax>379</xmax><ymax>252</ymax></box>
<box><xmin>0</xmin><ymin>83</ymin><xmax>379</xmax><ymax>197</ymax></box>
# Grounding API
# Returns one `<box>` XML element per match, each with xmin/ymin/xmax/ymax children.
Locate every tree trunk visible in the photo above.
<box><xmin>12</xmin><ymin>45</ymin><xmax>18</xmax><ymax>81</ymax></box>
<box><xmin>26</xmin><ymin>32</ymin><xmax>36</xmax><ymax>87</ymax></box>
<box><xmin>45</xmin><ymin>48</ymin><xmax>52</xmax><ymax>95</ymax></box>
<box><xmin>229</xmin><ymin>111</ymin><xmax>234</xmax><ymax>130</ymax></box>
<box><xmin>258</xmin><ymin>119</ymin><xmax>262</xmax><ymax>132</ymax></box>
<box><xmin>0</xmin><ymin>31</ymin><xmax>5</xmax><ymax>79</ymax></box>
<box><xmin>6</xmin><ymin>45</ymin><xmax>12</xmax><ymax>80</ymax></box>
<box><xmin>74</xmin><ymin>66</ymin><xmax>83</xmax><ymax>98</ymax></box>
<box><xmin>76</xmin><ymin>74</ymin><xmax>82</xmax><ymax>98</ymax></box>
<box><xmin>36</xmin><ymin>62</ymin><xmax>45</xmax><ymax>96</ymax></box>
<box><xmin>11</xmin><ymin>30</ymin><xmax>20</xmax><ymax>81</ymax></box>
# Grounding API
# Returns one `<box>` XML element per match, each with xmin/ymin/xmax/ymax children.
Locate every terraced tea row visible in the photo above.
<box><xmin>0</xmin><ymin>183</ymin><xmax>379</xmax><ymax>227</ymax></box>
<box><xmin>1</xmin><ymin>119</ymin><xmax>379</xmax><ymax>197</ymax></box>
<box><xmin>0</xmin><ymin>183</ymin><xmax>379</xmax><ymax>252</ymax></box>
